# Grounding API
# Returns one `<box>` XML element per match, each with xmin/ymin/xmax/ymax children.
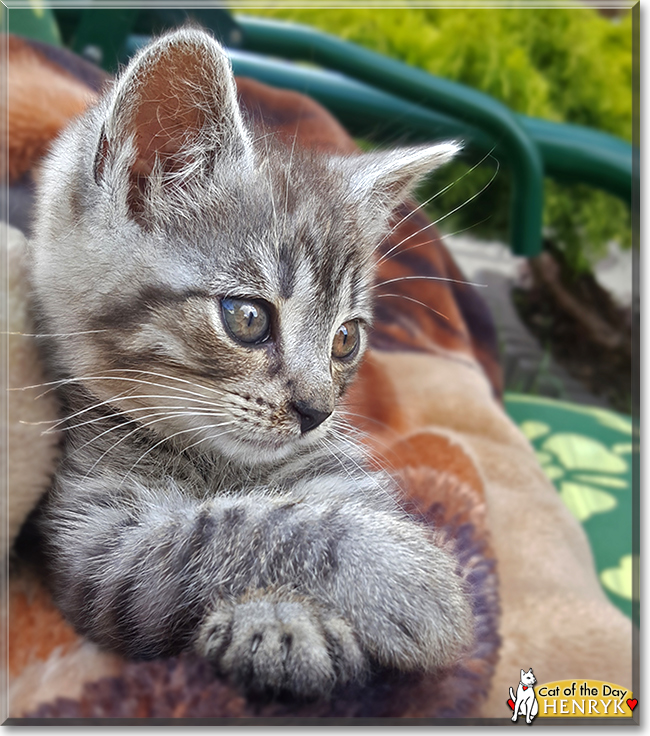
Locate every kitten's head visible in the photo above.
<box><xmin>30</xmin><ymin>29</ymin><xmax>458</xmax><ymax>464</ymax></box>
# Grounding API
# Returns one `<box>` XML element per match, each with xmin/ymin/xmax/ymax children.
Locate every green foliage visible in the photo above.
<box><xmin>242</xmin><ymin>7</ymin><xmax>632</xmax><ymax>271</ymax></box>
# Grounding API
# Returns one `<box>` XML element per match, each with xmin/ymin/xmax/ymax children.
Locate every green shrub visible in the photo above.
<box><xmin>241</xmin><ymin>7</ymin><xmax>633</xmax><ymax>271</ymax></box>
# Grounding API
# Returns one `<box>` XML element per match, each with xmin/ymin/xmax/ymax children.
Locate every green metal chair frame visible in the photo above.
<box><xmin>235</xmin><ymin>18</ymin><xmax>632</xmax><ymax>230</ymax></box>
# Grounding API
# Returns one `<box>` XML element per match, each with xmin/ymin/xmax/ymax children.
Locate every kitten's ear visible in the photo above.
<box><xmin>95</xmin><ymin>29</ymin><xmax>251</xmax><ymax>211</ymax></box>
<box><xmin>344</xmin><ymin>141</ymin><xmax>460</xmax><ymax>212</ymax></box>
<box><xmin>521</xmin><ymin>669</ymin><xmax>526</xmax><ymax>678</ymax></box>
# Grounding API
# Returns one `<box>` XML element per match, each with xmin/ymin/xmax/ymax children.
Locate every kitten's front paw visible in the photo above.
<box><xmin>196</xmin><ymin>596</ymin><xmax>366</xmax><ymax>699</ymax></box>
<box><xmin>335</xmin><ymin>524</ymin><xmax>475</xmax><ymax>674</ymax></box>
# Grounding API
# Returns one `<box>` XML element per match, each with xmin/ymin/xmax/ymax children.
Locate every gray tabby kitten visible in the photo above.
<box><xmin>28</xmin><ymin>29</ymin><xmax>472</xmax><ymax>698</ymax></box>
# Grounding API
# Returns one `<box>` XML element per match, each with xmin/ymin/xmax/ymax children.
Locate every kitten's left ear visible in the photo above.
<box><xmin>342</xmin><ymin>141</ymin><xmax>461</xmax><ymax>212</ymax></box>
<box><xmin>96</xmin><ymin>28</ymin><xmax>252</xmax><ymax>207</ymax></box>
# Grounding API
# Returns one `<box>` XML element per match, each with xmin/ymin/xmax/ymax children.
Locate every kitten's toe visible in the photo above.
<box><xmin>269</xmin><ymin>601</ymin><xmax>336</xmax><ymax>697</ymax></box>
<box><xmin>196</xmin><ymin>605</ymin><xmax>234</xmax><ymax>661</ymax></box>
<box><xmin>320</xmin><ymin>611</ymin><xmax>366</xmax><ymax>685</ymax></box>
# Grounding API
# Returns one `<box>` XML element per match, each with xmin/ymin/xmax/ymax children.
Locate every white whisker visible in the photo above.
<box><xmin>3</xmin><ymin>329</ymin><xmax>109</xmax><ymax>338</ymax></box>
<box><xmin>22</xmin><ymin>375</ymin><xmax>226</xmax><ymax>403</ymax></box>
<box><xmin>330</xmin><ymin>425</ymin><xmax>395</xmax><ymax>474</ymax></box>
<box><xmin>32</xmin><ymin>391</ymin><xmax>224</xmax><ymax>434</ymax></box>
<box><xmin>183</xmin><ymin>426</ymin><xmax>238</xmax><ymax>453</ymax></box>
<box><xmin>72</xmin><ymin>410</ymin><xmax>230</xmax><ymax>460</ymax></box>
<box><xmin>260</xmin><ymin>131</ymin><xmax>280</xmax><ymax>255</ymax></box>
<box><xmin>375</xmin><ymin>292</ymin><xmax>450</xmax><ymax>320</ymax></box>
<box><xmin>53</xmin><ymin>404</ymin><xmax>226</xmax><ymax>434</ymax></box>
<box><xmin>329</xmin><ymin>418</ymin><xmax>388</xmax><ymax>458</ymax></box>
<box><xmin>377</xmin><ymin>156</ymin><xmax>500</xmax><ymax>266</ymax></box>
<box><xmin>119</xmin><ymin>422</ymin><xmax>238</xmax><ymax>487</ymax></box>
<box><xmin>374</xmin><ymin>274</ymin><xmax>487</xmax><ymax>289</ymax></box>
<box><xmin>282</xmin><ymin>127</ymin><xmax>300</xmax><ymax>246</ymax></box>
<box><xmin>336</xmin><ymin>409</ymin><xmax>403</xmax><ymax>441</ymax></box>
<box><xmin>375</xmin><ymin>147</ymin><xmax>498</xmax><ymax>256</ymax></box>
<box><xmin>102</xmin><ymin>368</ymin><xmax>229</xmax><ymax>398</ymax></box>
<box><xmin>385</xmin><ymin>213</ymin><xmax>493</xmax><ymax>263</ymax></box>
<box><xmin>322</xmin><ymin>433</ymin><xmax>405</xmax><ymax>512</ymax></box>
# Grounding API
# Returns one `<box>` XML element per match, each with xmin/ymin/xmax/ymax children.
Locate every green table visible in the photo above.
<box><xmin>505</xmin><ymin>393</ymin><xmax>637</xmax><ymax>625</ymax></box>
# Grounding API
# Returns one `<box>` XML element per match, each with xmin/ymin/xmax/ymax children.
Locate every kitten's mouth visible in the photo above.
<box><xmin>215</xmin><ymin>425</ymin><xmax>324</xmax><ymax>465</ymax></box>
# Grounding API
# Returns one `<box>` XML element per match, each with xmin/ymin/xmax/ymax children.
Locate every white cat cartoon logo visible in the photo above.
<box><xmin>509</xmin><ymin>668</ymin><xmax>540</xmax><ymax>724</ymax></box>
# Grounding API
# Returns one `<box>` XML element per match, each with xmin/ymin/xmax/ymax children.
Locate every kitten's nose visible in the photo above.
<box><xmin>292</xmin><ymin>400</ymin><xmax>332</xmax><ymax>434</ymax></box>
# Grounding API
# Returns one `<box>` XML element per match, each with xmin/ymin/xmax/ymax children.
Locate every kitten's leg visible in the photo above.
<box><xmin>275</xmin><ymin>474</ymin><xmax>475</xmax><ymax>676</ymax></box>
<box><xmin>195</xmin><ymin>501</ymin><xmax>473</xmax><ymax>695</ymax></box>
<box><xmin>42</xmin><ymin>477</ymin><xmax>369</xmax><ymax>696</ymax></box>
<box><xmin>43</xmin><ymin>472</ymin><xmax>472</xmax><ymax>697</ymax></box>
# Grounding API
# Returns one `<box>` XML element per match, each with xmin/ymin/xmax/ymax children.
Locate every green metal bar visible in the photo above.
<box><xmin>236</xmin><ymin>15</ymin><xmax>544</xmax><ymax>258</ymax></box>
<box><xmin>5</xmin><ymin>7</ymin><xmax>61</xmax><ymax>46</ymax></box>
<box><xmin>227</xmin><ymin>50</ymin><xmax>490</xmax><ymax>149</ymax></box>
<box><xmin>226</xmin><ymin>48</ymin><xmax>633</xmax><ymax>207</ymax></box>
<box><xmin>519</xmin><ymin>117</ymin><xmax>632</xmax><ymax>204</ymax></box>
<box><xmin>124</xmin><ymin>31</ymin><xmax>633</xmax><ymax>216</ymax></box>
<box><xmin>70</xmin><ymin>8</ymin><xmax>139</xmax><ymax>72</ymax></box>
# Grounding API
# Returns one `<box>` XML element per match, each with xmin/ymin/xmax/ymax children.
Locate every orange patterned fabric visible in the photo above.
<box><xmin>8</xmin><ymin>575</ymin><xmax>79</xmax><ymax>676</ymax></box>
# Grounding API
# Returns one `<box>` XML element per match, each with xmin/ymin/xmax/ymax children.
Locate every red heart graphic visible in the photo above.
<box><xmin>522</xmin><ymin>685</ymin><xmax>528</xmax><ymax>690</ymax></box>
<box><xmin>507</xmin><ymin>698</ymin><xmax>515</xmax><ymax>711</ymax></box>
<box><xmin>627</xmin><ymin>699</ymin><xmax>638</xmax><ymax>711</ymax></box>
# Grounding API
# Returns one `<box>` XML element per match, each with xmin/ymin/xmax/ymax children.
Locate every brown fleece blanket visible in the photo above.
<box><xmin>5</xmin><ymin>36</ymin><xmax>631</xmax><ymax>721</ymax></box>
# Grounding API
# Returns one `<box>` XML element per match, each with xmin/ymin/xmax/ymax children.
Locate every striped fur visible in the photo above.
<box><xmin>28</xmin><ymin>29</ymin><xmax>471</xmax><ymax>698</ymax></box>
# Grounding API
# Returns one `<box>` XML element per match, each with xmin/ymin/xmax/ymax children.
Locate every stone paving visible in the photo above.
<box><xmin>444</xmin><ymin>235</ymin><xmax>633</xmax><ymax>411</ymax></box>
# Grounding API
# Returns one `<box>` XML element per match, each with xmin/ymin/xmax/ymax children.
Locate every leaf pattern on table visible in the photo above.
<box><xmin>525</xmin><ymin>434</ymin><xmax>629</xmax><ymax>522</ymax></box>
<box><xmin>600</xmin><ymin>555</ymin><xmax>636</xmax><ymax>601</ymax></box>
<box><xmin>559</xmin><ymin>482</ymin><xmax>617</xmax><ymax>522</ymax></box>
<box><xmin>507</xmin><ymin>394</ymin><xmax>634</xmax><ymax>619</ymax></box>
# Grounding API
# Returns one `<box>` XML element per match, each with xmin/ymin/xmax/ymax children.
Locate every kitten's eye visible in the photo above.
<box><xmin>221</xmin><ymin>298</ymin><xmax>270</xmax><ymax>345</ymax></box>
<box><xmin>332</xmin><ymin>320</ymin><xmax>360</xmax><ymax>360</ymax></box>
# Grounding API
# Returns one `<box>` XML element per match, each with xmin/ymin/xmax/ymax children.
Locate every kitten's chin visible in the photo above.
<box><xmin>208</xmin><ymin>431</ymin><xmax>321</xmax><ymax>466</ymax></box>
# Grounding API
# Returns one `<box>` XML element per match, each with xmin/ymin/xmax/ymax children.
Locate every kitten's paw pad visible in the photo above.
<box><xmin>197</xmin><ymin>598</ymin><xmax>365</xmax><ymax>699</ymax></box>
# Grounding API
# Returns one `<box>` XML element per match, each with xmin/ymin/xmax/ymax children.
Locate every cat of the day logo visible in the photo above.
<box><xmin>507</xmin><ymin>671</ymin><xmax>637</xmax><ymax>721</ymax></box>
<box><xmin>508</xmin><ymin>668</ymin><xmax>539</xmax><ymax>724</ymax></box>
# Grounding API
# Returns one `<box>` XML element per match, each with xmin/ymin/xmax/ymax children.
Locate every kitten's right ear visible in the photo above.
<box><xmin>338</xmin><ymin>141</ymin><xmax>461</xmax><ymax>217</ymax></box>
<box><xmin>95</xmin><ymin>29</ymin><xmax>252</xmax><ymax>217</ymax></box>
